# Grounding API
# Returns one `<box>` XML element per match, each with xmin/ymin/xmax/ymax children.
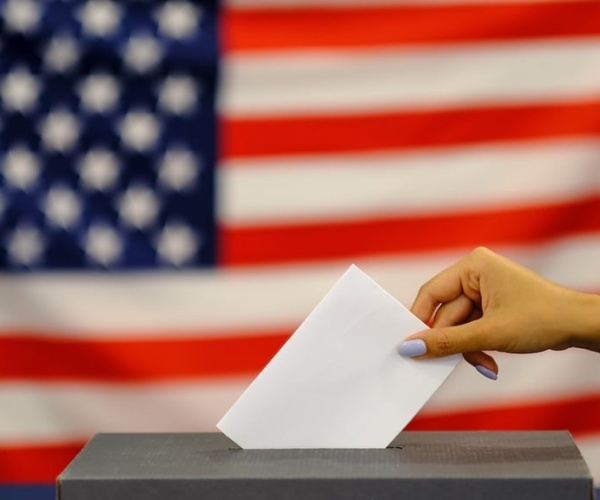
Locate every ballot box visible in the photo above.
<box><xmin>57</xmin><ymin>431</ymin><xmax>593</xmax><ymax>500</ymax></box>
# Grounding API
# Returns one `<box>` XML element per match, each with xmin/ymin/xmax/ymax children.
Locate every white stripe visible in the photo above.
<box><xmin>221</xmin><ymin>38</ymin><xmax>600</xmax><ymax>117</ymax></box>
<box><xmin>227</xmin><ymin>0</ymin><xmax>580</xmax><ymax>7</ymax></box>
<box><xmin>1</xmin><ymin>235</ymin><xmax>600</xmax><ymax>337</ymax></box>
<box><xmin>0</xmin><ymin>379</ymin><xmax>252</xmax><ymax>445</ymax></box>
<box><xmin>221</xmin><ymin>139</ymin><xmax>600</xmax><ymax>225</ymax></box>
<box><xmin>1</xmin><ymin>352</ymin><xmax>599</xmax><ymax>446</ymax></box>
<box><xmin>422</xmin><ymin>348</ymin><xmax>600</xmax><ymax>412</ymax></box>
<box><xmin>577</xmin><ymin>436</ymin><xmax>600</xmax><ymax>486</ymax></box>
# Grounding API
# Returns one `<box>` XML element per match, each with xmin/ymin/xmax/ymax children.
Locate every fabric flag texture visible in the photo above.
<box><xmin>2</xmin><ymin>0</ymin><xmax>600</xmax><ymax>498</ymax></box>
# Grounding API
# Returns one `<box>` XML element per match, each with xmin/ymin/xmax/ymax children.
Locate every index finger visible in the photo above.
<box><xmin>410</xmin><ymin>261</ymin><xmax>468</xmax><ymax>324</ymax></box>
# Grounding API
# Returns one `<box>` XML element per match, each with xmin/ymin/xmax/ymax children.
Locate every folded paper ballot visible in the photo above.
<box><xmin>217</xmin><ymin>264</ymin><xmax>461</xmax><ymax>449</ymax></box>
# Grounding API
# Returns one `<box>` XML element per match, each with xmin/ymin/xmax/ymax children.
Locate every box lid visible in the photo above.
<box><xmin>58</xmin><ymin>431</ymin><xmax>594</xmax><ymax>500</ymax></box>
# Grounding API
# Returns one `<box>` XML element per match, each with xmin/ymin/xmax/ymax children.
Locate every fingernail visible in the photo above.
<box><xmin>397</xmin><ymin>339</ymin><xmax>427</xmax><ymax>358</ymax></box>
<box><xmin>475</xmin><ymin>365</ymin><xmax>498</xmax><ymax>381</ymax></box>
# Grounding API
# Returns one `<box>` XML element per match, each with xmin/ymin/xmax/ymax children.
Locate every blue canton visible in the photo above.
<box><xmin>0</xmin><ymin>0</ymin><xmax>219</xmax><ymax>270</ymax></box>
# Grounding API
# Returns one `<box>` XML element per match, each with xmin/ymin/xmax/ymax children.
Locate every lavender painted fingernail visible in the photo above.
<box><xmin>397</xmin><ymin>339</ymin><xmax>427</xmax><ymax>358</ymax></box>
<box><xmin>475</xmin><ymin>365</ymin><xmax>498</xmax><ymax>380</ymax></box>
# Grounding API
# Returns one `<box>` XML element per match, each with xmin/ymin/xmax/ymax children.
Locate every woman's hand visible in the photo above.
<box><xmin>397</xmin><ymin>247</ymin><xmax>600</xmax><ymax>379</ymax></box>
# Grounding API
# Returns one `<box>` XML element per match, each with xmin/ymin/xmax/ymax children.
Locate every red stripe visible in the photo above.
<box><xmin>0</xmin><ymin>332</ymin><xmax>289</xmax><ymax>382</ymax></box>
<box><xmin>223</xmin><ymin>2</ymin><xmax>600</xmax><ymax>52</ymax></box>
<box><xmin>3</xmin><ymin>393</ymin><xmax>600</xmax><ymax>483</ymax></box>
<box><xmin>0</xmin><ymin>442</ymin><xmax>84</xmax><ymax>483</ymax></box>
<box><xmin>222</xmin><ymin>100</ymin><xmax>600</xmax><ymax>159</ymax></box>
<box><xmin>408</xmin><ymin>392</ymin><xmax>600</xmax><ymax>436</ymax></box>
<box><xmin>220</xmin><ymin>195</ymin><xmax>600</xmax><ymax>266</ymax></box>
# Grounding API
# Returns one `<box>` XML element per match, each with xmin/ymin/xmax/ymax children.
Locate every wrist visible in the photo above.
<box><xmin>566</xmin><ymin>290</ymin><xmax>600</xmax><ymax>352</ymax></box>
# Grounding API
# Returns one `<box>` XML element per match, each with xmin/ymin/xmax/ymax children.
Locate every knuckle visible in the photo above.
<box><xmin>433</xmin><ymin>330</ymin><xmax>456</xmax><ymax>356</ymax></box>
<box><xmin>470</xmin><ymin>246</ymin><xmax>492</xmax><ymax>260</ymax></box>
<box><xmin>417</xmin><ymin>283</ymin><xmax>429</xmax><ymax>297</ymax></box>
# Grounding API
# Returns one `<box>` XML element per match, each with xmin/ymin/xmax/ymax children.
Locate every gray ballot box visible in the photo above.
<box><xmin>57</xmin><ymin>431</ymin><xmax>594</xmax><ymax>500</ymax></box>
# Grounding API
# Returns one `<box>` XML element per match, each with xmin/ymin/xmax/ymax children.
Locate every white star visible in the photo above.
<box><xmin>7</xmin><ymin>225</ymin><xmax>44</xmax><ymax>266</ymax></box>
<box><xmin>155</xmin><ymin>222</ymin><xmax>199</xmax><ymax>266</ymax></box>
<box><xmin>78</xmin><ymin>149</ymin><xmax>120</xmax><ymax>191</ymax></box>
<box><xmin>158</xmin><ymin>75</ymin><xmax>198</xmax><ymax>115</ymax></box>
<box><xmin>39</xmin><ymin>110</ymin><xmax>80</xmax><ymax>152</ymax></box>
<box><xmin>122</xmin><ymin>33</ymin><xmax>163</xmax><ymax>74</ymax></box>
<box><xmin>78</xmin><ymin>73</ymin><xmax>119</xmax><ymax>113</ymax></box>
<box><xmin>44</xmin><ymin>36</ymin><xmax>80</xmax><ymax>73</ymax></box>
<box><xmin>119</xmin><ymin>111</ymin><xmax>160</xmax><ymax>151</ymax></box>
<box><xmin>155</xmin><ymin>1</ymin><xmax>201</xmax><ymax>40</ymax></box>
<box><xmin>158</xmin><ymin>148</ymin><xmax>199</xmax><ymax>191</ymax></box>
<box><xmin>118</xmin><ymin>185</ymin><xmax>160</xmax><ymax>229</ymax></box>
<box><xmin>84</xmin><ymin>224</ymin><xmax>122</xmax><ymax>266</ymax></box>
<box><xmin>78</xmin><ymin>0</ymin><xmax>121</xmax><ymax>38</ymax></box>
<box><xmin>3</xmin><ymin>0</ymin><xmax>41</xmax><ymax>34</ymax></box>
<box><xmin>3</xmin><ymin>146</ymin><xmax>40</xmax><ymax>191</ymax></box>
<box><xmin>43</xmin><ymin>186</ymin><xmax>82</xmax><ymax>229</ymax></box>
<box><xmin>1</xmin><ymin>69</ymin><xmax>40</xmax><ymax>113</ymax></box>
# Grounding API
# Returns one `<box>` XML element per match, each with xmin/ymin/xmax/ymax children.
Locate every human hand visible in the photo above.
<box><xmin>397</xmin><ymin>247</ymin><xmax>600</xmax><ymax>379</ymax></box>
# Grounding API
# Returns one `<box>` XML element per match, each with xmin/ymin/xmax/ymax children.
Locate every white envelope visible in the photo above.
<box><xmin>217</xmin><ymin>264</ymin><xmax>460</xmax><ymax>449</ymax></box>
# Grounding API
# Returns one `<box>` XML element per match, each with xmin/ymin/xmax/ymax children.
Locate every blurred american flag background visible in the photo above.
<box><xmin>2</xmin><ymin>0</ymin><xmax>600</xmax><ymax>498</ymax></box>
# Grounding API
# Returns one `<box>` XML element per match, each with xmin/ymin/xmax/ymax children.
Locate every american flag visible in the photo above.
<box><xmin>2</xmin><ymin>0</ymin><xmax>600</xmax><ymax>498</ymax></box>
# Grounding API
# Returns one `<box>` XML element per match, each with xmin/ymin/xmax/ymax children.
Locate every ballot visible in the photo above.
<box><xmin>217</xmin><ymin>264</ymin><xmax>461</xmax><ymax>449</ymax></box>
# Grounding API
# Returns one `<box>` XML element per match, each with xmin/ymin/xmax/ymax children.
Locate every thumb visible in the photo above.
<box><xmin>397</xmin><ymin>320</ymin><xmax>486</xmax><ymax>359</ymax></box>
